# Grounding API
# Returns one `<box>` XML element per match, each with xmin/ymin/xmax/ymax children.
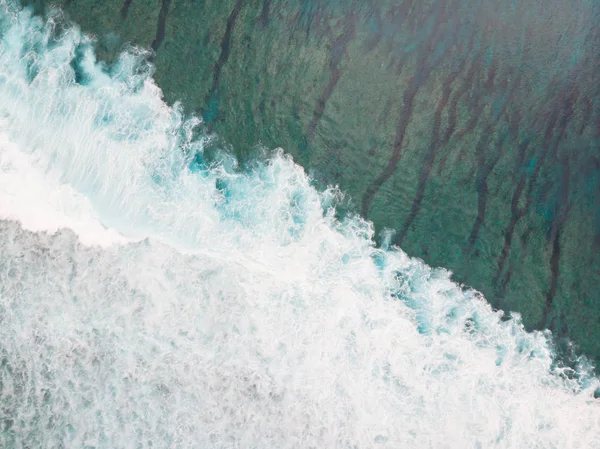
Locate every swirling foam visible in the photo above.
<box><xmin>0</xmin><ymin>3</ymin><xmax>598</xmax><ymax>448</ymax></box>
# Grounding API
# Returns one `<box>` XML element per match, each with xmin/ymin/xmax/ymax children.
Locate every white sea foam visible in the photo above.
<box><xmin>0</xmin><ymin>132</ymin><xmax>129</xmax><ymax>246</ymax></box>
<box><xmin>0</xmin><ymin>3</ymin><xmax>598</xmax><ymax>448</ymax></box>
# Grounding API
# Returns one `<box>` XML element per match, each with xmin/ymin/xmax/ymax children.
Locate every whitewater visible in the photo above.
<box><xmin>0</xmin><ymin>3</ymin><xmax>598</xmax><ymax>448</ymax></box>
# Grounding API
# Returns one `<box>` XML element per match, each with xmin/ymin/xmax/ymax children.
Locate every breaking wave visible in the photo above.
<box><xmin>0</xmin><ymin>3</ymin><xmax>598</xmax><ymax>448</ymax></box>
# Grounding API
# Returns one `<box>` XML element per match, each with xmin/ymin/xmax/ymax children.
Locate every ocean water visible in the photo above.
<box><xmin>0</xmin><ymin>3</ymin><xmax>599</xmax><ymax>448</ymax></box>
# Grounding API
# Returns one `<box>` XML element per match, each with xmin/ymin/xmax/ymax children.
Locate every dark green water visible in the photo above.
<box><xmin>24</xmin><ymin>0</ymin><xmax>600</xmax><ymax>366</ymax></box>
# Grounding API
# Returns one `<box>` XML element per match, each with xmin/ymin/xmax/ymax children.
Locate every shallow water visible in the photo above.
<box><xmin>0</xmin><ymin>3</ymin><xmax>599</xmax><ymax>448</ymax></box>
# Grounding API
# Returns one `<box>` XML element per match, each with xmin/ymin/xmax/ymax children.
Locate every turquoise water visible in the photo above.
<box><xmin>0</xmin><ymin>3</ymin><xmax>599</xmax><ymax>448</ymax></box>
